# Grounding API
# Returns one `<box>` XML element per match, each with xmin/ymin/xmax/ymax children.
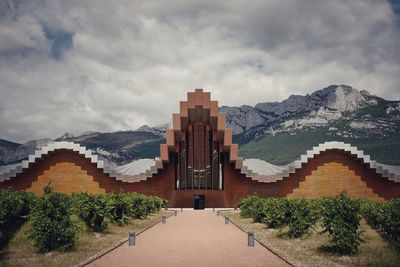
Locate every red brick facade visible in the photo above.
<box><xmin>1</xmin><ymin>149</ymin><xmax>399</xmax><ymax>207</ymax></box>
<box><xmin>1</xmin><ymin>90</ymin><xmax>399</xmax><ymax>207</ymax></box>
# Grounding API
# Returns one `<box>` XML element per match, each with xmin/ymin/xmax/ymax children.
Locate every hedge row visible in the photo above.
<box><xmin>239</xmin><ymin>196</ymin><xmax>319</xmax><ymax>238</ymax></box>
<box><xmin>0</xmin><ymin>188</ymin><xmax>35</xmax><ymax>237</ymax></box>
<box><xmin>361</xmin><ymin>199</ymin><xmax>400</xmax><ymax>244</ymax></box>
<box><xmin>71</xmin><ymin>192</ymin><xmax>166</xmax><ymax>232</ymax></box>
<box><xmin>238</xmin><ymin>192</ymin><xmax>367</xmax><ymax>254</ymax></box>
<box><xmin>0</xmin><ymin>186</ymin><xmax>167</xmax><ymax>253</ymax></box>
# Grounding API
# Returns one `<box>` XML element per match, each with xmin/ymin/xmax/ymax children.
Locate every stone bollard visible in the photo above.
<box><xmin>128</xmin><ymin>231</ymin><xmax>136</xmax><ymax>246</ymax></box>
<box><xmin>213</xmin><ymin>207</ymin><xmax>215</xmax><ymax>212</ymax></box>
<box><xmin>174</xmin><ymin>210</ymin><xmax>177</xmax><ymax>216</ymax></box>
<box><xmin>181</xmin><ymin>207</ymin><xmax>183</xmax><ymax>212</ymax></box>
<box><xmin>225</xmin><ymin>217</ymin><xmax>229</xmax><ymax>224</ymax></box>
<box><xmin>217</xmin><ymin>210</ymin><xmax>220</xmax><ymax>216</ymax></box>
<box><xmin>248</xmin><ymin>231</ymin><xmax>254</xmax><ymax>247</ymax></box>
<box><xmin>162</xmin><ymin>216</ymin><xmax>166</xmax><ymax>224</ymax></box>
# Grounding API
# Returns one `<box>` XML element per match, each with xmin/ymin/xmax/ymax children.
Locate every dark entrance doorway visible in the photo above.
<box><xmin>193</xmin><ymin>195</ymin><xmax>205</xmax><ymax>209</ymax></box>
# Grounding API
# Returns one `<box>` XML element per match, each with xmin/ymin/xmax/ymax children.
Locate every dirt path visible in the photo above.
<box><xmin>87</xmin><ymin>210</ymin><xmax>290</xmax><ymax>267</ymax></box>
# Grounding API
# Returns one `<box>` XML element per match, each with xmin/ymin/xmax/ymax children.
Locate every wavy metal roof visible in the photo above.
<box><xmin>0</xmin><ymin>141</ymin><xmax>159</xmax><ymax>183</ymax></box>
<box><xmin>112</xmin><ymin>158</ymin><xmax>160</xmax><ymax>183</ymax></box>
<box><xmin>0</xmin><ymin>142</ymin><xmax>100</xmax><ymax>182</ymax></box>
<box><xmin>240</xmin><ymin>141</ymin><xmax>400</xmax><ymax>183</ymax></box>
<box><xmin>1</xmin><ymin>141</ymin><xmax>399</xmax><ymax>185</ymax></box>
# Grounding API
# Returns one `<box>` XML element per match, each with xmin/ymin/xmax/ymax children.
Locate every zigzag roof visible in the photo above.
<box><xmin>0</xmin><ymin>141</ymin><xmax>102</xmax><ymax>182</ymax></box>
<box><xmin>160</xmin><ymin>89</ymin><xmax>240</xmax><ymax>164</ymax></box>
<box><xmin>0</xmin><ymin>141</ymin><xmax>399</xmax><ymax>185</ymax></box>
<box><xmin>0</xmin><ymin>141</ymin><xmax>161</xmax><ymax>183</ymax></box>
<box><xmin>240</xmin><ymin>141</ymin><xmax>400</xmax><ymax>183</ymax></box>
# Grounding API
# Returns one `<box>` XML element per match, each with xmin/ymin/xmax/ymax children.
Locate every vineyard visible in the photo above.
<box><xmin>238</xmin><ymin>192</ymin><xmax>400</xmax><ymax>255</ymax></box>
<box><xmin>0</xmin><ymin>186</ymin><xmax>166</xmax><ymax>253</ymax></box>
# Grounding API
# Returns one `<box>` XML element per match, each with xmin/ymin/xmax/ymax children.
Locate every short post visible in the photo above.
<box><xmin>225</xmin><ymin>217</ymin><xmax>229</xmax><ymax>224</ymax></box>
<box><xmin>128</xmin><ymin>231</ymin><xmax>136</xmax><ymax>246</ymax></box>
<box><xmin>248</xmin><ymin>231</ymin><xmax>254</xmax><ymax>247</ymax></box>
<box><xmin>213</xmin><ymin>207</ymin><xmax>215</xmax><ymax>212</ymax></box>
<box><xmin>162</xmin><ymin>216</ymin><xmax>166</xmax><ymax>224</ymax></box>
<box><xmin>217</xmin><ymin>210</ymin><xmax>220</xmax><ymax>216</ymax></box>
<box><xmin>181</xmin><ymin>207</ymin><xmax>183</xmax><ymax>212</ymax></box>
<box><xmin>174</xmin><ymin>210</ymin><xmax>177</xmax><ymax>216</ymax></box>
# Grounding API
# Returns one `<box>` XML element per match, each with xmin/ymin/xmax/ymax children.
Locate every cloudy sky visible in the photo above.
<box><xmin>0</xmin><ymin>0</ymin><xmax>399</xmax><ymax>143</ymax></box>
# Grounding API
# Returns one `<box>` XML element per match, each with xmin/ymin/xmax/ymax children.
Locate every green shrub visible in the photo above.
<box><xmin>0</xmin><ymin>188</ymin><xmax>35</xmax><ymax>237</ymax></box>
<box><xmin>361</xmin><ymin>200</ymin><xmax>387</xmax><ymax>229</ymax></box>
<box><xmin>29</xmin><ymin>186</ymin><xmax>76</xmax><ymax>252</ymax></box>
<box><xmin>145</xmin><ymin>196</ymin><xmax>166</xmax><ymax>214</ymax></box>
<box><xmin>320</xmin><ymin>192</ymin><xmax>364</xmax><ymax>254</ymax></box>
<box><xmin>127</xmin><ymin>193</ymin><xmax>148</xmax><ymax>219</ymax></box>
<box><xmin>239</xmin><ymin>197</ymin><xmax>292</xmax><ymax>227</ymax></box>
<box><xmin>72</xmin><ymin>192</ymin><xmax>166</xmax><ymax>230</ymax></box>
<box><xmin>72</xmin><ymin>193</ymin><xmax>109</xmax><ymax>232</ymax></box>
<box><xmin>126</xmin><ymin>193</ymin><xmax>166</xmax><ymax>219</ymax></box>
<box><xmin>108</xmin><ymin>193</ymin><xmax>166</xmax><ymax>223</ymax></box>
<box><xmin>262</xmin><ymin>198</ymin><xmax>290</xmax><ymax>228</ymax></box>
<box><xmin>385</xmin><ymin>199</ymin><xmax>400</xmax><ymax>243</ymax></box>
<box><xmin>362</xmin><ymin>199</ymin><xmax>400</xmax><ymax>243</ymax></box>
<box><xmin>107</xmin><ymin>193</ymin><xmax>130</xmax><ymax>225</ymax></box>
<box><xmin>238</xmin><ymin>195</ymin><xmax>262</xmax><ymax>218</ymax></box>
<box><xmin>286</xmin><ymin>199</ymin><xmax>319</xmax><ymax>238</ymax></box>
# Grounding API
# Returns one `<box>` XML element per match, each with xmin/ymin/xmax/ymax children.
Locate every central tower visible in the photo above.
<box><xmin>175</xmin><ymin>108</ymin><xmax>224</xmax><ymax>190</ymax></box>
<box><xmin>158</xmin><ymin>89</ymin><xmax>240</xmax><ymax>207</ymax></box>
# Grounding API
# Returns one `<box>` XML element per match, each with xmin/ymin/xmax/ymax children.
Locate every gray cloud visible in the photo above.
<box><xmin>0</xmin><ymin>0</ymin><xmax>399</xmax><ymax>143</ymax></box>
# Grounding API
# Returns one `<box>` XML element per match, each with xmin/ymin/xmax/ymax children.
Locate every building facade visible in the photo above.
<box><xmin>1</xmin><ymin>89</ymin><xmax>400</xmax><ymax>207</ymax></box>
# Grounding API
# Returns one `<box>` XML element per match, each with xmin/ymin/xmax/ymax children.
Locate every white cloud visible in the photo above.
<box><xmin>0</xmin><ymin>0</ymin><xmax>399</xmax><ymax>142</ymax></box>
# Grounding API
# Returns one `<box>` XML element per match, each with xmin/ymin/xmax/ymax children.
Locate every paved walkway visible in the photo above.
<box><xmin>87</xmin><ymin>210</ymin><xmax>290</xmax><ymax>267</ymax></box>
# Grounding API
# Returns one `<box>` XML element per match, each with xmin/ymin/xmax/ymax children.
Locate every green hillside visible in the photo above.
<box><xmin>238</xmin><ymin>128</ymin><xmax>400</xmax><ymax>165</ymax></box>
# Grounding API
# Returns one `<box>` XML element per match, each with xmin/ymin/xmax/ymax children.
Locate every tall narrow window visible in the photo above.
<box><xmin>194</xmin><ymin>123</ymin><xmax>205</xmax><ymax>189</ymax></box>
<box><xmin>175</xmin><ymin>152</ymin><xmax>179</xmax><ymax>189</ymax></box>
<box><xmin>175</xmin><ymin>123</ymin><xmax>224</xmax><ymax>190</ymax></box>
<box><xmin>220</xmin><ymin>153</ymin><xmax>224</xmax><ymax>190</ymax></box>
<box><xmin>206</xmin><ymin>130</ymin><xmax>212</xmax><ymax>189</ymax></box>
<box><xmin>179</xmin><ymin>141</ymin><xmax>186</xmax><ymax>189</ymax></box>
<box><xmin>187</xmin><ymin>129</ymin><xmax>193</xmax><ymax>189</ymax></box>
<box><xmin>213</xmin><ymin>141</ymin><xmax>219</xmax><ymax>190</ymax></box>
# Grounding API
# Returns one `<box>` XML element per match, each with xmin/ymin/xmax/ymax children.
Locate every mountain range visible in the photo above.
<box><xmin>1</xmin><ymin>84</ymin><xmax>399</xmax><ymax>166</ymax></box>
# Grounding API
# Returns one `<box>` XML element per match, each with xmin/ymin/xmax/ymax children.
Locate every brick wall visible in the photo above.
<box><xmin>251</xmin><ymin>150</ymin><xmax>400</xmax><ymax>200</ymax></box>
<box><xmin>28</xmin><ymin>162</ymin><xmax>105</xmax><ymax>195</ymax></box>
<box><xmin>0</xmin><ymin>150</ymin><xmax>113</xmax><ymax>195</ymax></box>
<box><xmin>1</xmin><ymin>149</ymin><xmax>399</xmax><ymax>207</ymax></box>
<box><xmin>287</xmin><ymin>162</ymin><xmax>383</xmax><ymax>200</ymax></box>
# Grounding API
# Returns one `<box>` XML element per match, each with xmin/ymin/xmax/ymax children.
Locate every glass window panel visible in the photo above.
<box><xmin>187</xmin><ymin>129</ymin><xmax>193</xmax><ymax>189</ymax></box>
<box><xmin>194</xmin><ymin>169</ymin><xmax>198</xmax><ymax>188</ymax></box>
<box><xmin>180</xmin><ymin>143</ymin><xmax>186</xmax><ymax>189</ymax></box>
<box><xmin>206</xmin><ymin>165</ymin><xmax>212</xmax><ymax>189</ymax></box>
<box><xmin>213</xmin><ymin>145</ymin><xmax>219</xmax><ymax>189</ymax></box>
<box><xmin>175</xmin><ymin>152</ymin><xmax>178</xmax><ymax>190</ymax></box>
<box><xmin>176</xmin><ymin>122</ymin><xmax>224</xmax><ymax>190</ymax></box>
<box><xmin>220</xmin><ymin>154</ymin><xmax>224</xmax><ymax>190</ymax></box>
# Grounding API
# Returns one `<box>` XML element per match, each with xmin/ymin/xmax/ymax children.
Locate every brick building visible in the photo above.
<box><xmin>1</xmin><ymin>89</ymin><xmax>400</xmax><ymax>207</ymax></box>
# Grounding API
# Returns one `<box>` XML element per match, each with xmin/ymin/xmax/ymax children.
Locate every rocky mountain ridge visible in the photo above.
<box><xmin>0</xmin><ymin>128</ymin><xmax>165</xmax><ymax>166</ymax></box>
<box><xmin>1</xmin><ymin>84</ymin><xmax>399</xmax><ymax>166</ymax></box>
<box><xmin>221</xmin><ymin>85</ymin><xmax>400</xmax><ymax>141</ymax></box>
